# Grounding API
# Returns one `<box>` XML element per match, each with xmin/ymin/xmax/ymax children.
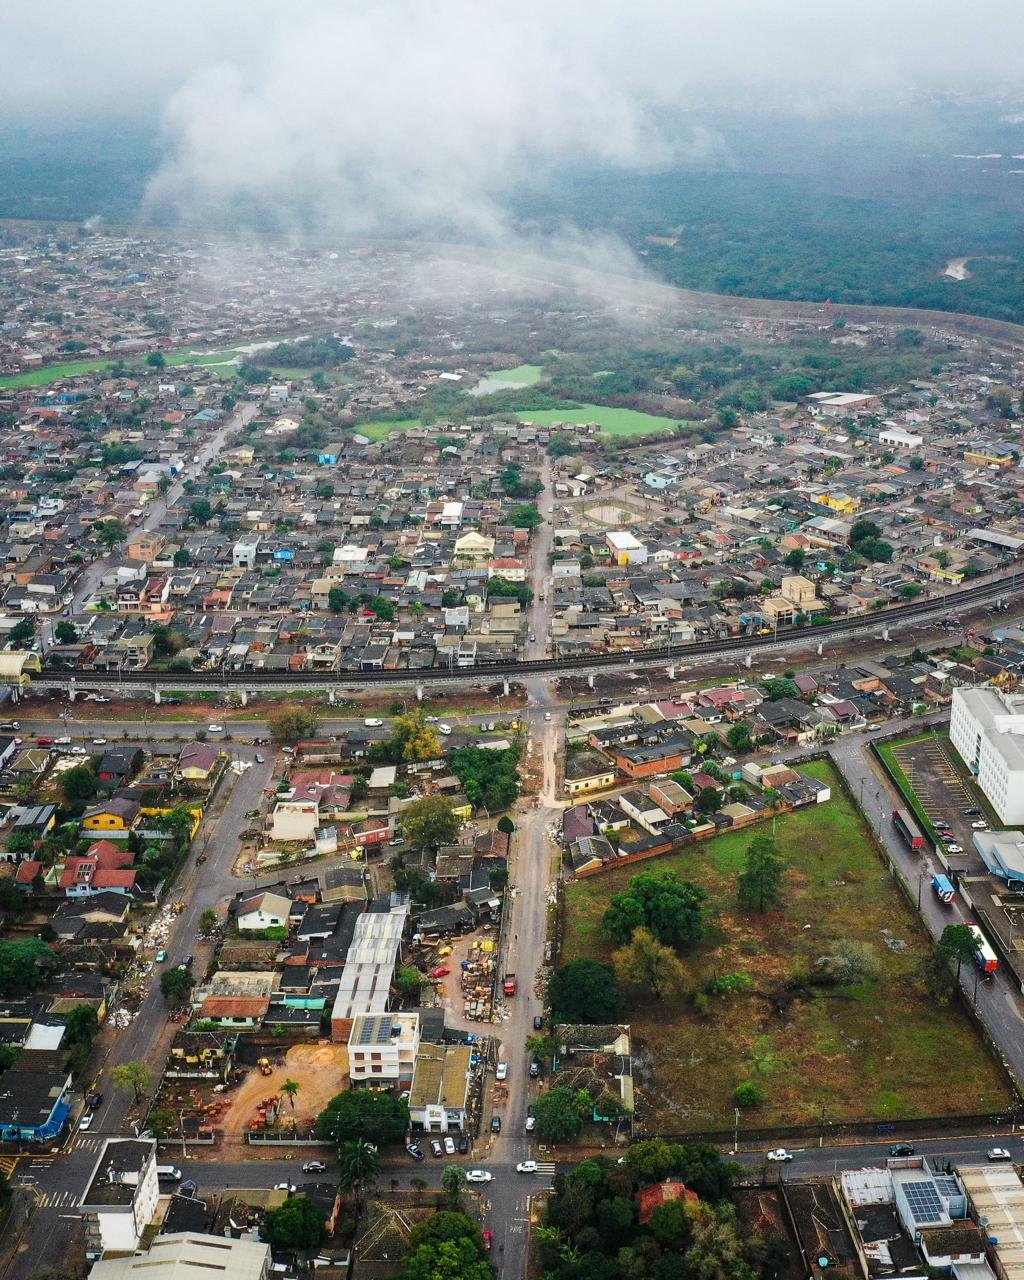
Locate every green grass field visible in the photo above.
<box><xmin>486</xmin><ymin>364</ymin><xmax>543</xmax><ymax>384</ymax></box>
<box><xmin>355</xmin><ymin>418</ymin><xmax>422</xmax><ymax>441</ymax></box>
<box><xmin>516</xmin><ymin>403</ymin><xmax>692</xmax><ymax>437</ymax></box>
<box><xmin>0</xmin><ymin>358</ymin><xmax>113</xmax><ymax>388</ymax></box>
<box><xmin>562</xmin><ymin>760</ymin><xmax>1011</xmax><ymax>1131</ymax></box>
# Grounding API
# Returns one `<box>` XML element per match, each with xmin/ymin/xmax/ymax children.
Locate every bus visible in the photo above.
<box><xmin>967</xmin><ymin>923</ymin><xmax>998</xmax><ymax>973</ymax></box>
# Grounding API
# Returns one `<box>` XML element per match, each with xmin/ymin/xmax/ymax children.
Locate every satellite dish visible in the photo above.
<box><xmin>818</xmin><ymin>1257</ymin><xmax>831</xmax><ymax>1268</ymax></box>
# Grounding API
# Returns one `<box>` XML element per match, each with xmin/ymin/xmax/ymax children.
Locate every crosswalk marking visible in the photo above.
<box><xmin>531</xmin><ymin>1162</ymin><xmax>557</xmax><ymax>1175</ymax></box>
<box><xmin>0</xmin><ymin>1156</ymin><xmax>18</xmax><ymax>1176</ymax></box>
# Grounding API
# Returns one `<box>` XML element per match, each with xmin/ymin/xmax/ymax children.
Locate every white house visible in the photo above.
<box><xmin>347</xmin><ymin>1011</ymin><xmax>420</xmax><ymax>1084</ymax></box>
<box><xmin>236</xmin><ymin>891</ymin><xmax>292</xmax><ymax>932</ymax></box>
<box><xmin>232</xmin><ymin>537</ymin><xmax>260</xmax><ymax>570</ymax></box>
<box><xmin>950</xmin><ymin>687</ymin><xmax>1024</xmax><ymax>825</ymax></box>
<box><xmin>81</xmin><ymin>1138</ymin><xmax>160</xmax><ymax>1257</ymax></box>
<box><xmin>606</xmin><ymin>530</ymin><xmax>648</xmax><ymax>567</ymax></box>
<box><xmin>270</xmin><ymin>799</ymin><xmax>320</xmax><ymax>842</ymax></box>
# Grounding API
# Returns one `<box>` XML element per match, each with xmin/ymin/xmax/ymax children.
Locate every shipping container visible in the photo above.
<box><xmin>892</xmin><ymin>807</ymin><xmax>924</xmax><ymax>851</ymax></box>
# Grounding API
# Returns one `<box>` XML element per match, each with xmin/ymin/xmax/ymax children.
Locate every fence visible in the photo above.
<box><xmin>657</xmin><ymin>1108</ymin><xmax>1020</xmax><ymax>1149</ymax></box>
<box><xmin>246</xmin><ymin>1129</ymin><xmax>332</xmax><ymax>1146</ymax></box>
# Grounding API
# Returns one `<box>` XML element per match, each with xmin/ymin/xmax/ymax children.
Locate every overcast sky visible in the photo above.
<box><xmin>8</xmin><ymin>0</ymin><xmax>1024</xmax><ymax>238</ymax></box>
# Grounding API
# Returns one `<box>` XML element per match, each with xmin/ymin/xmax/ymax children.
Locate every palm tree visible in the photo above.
<box><xmin>280</xmin><ymin>1079</ymin><xmax>300</xmax><ymax>1111</ymax></box>
<box><xmin>338</xmin><ymin>1140</ymin><xmax>380</xmax><ymax>1207</ymax></box>
<box><xmin>410</xmin><ymin>1176</ymin><xmax>428</xmax><ymax>1199</ymax></box>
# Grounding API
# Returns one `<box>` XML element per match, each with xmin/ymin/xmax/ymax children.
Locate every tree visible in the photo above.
<box><xmin>441</xmin><ymin>1164</ymin><xmax>466</xmax><ymax>1205</ymax></box>
<box><xmin>533</xmin><ymin>1087</ymin><xmax>586</xmax><ymax>1143</ymax></box>
<box><xmin>695</xmin><ymin>786</ymin><xmax>722</xmax><ymax>814</ymax></box>
<box><xmin>783</xmin><ymin>548</ymin><xmax>805</xmax><ymax>570</ymax></box>
<box><xmin>267</xmin><ymin>705</ymin><xmax>319</xmax><ymax>744</ymax></box>
<box><xmin>394</xmin><ymin>967</ymin><xmax>426</xmax><ymax>998</ymax></box>
<box><xmin>737</xmin><ymin>834</ymin><xmax>785</xmax><ymax>913</ymax></box>
<box><xmin>281</xmin><ymin>1079</ymin><xmax>300</xmax><ymax>1111</ymax></box>
<box><xmin>63</xmin><ymin>1003</ymin><xmax>99</xmax><ymax>1047</ymax></box>
<box><xmin>613</xmin><ymin>928</ymin><xmax>687</xmax><ymax>999</ymax></box>
<box><xmin>54</xmin><ymin>620</ymin><xmax>78</xmax><ymax>645</ymax></box>
<box><xmin>199</xmin><ymin>908</ymin><xmax>218</xmax><ymax>934</ymax></box>
<box><xmin>937</xmin><ymin>922</ymin><xmax>979</xmax><ymax>986</ymax></box>
<box><xmin>548</xmin><ymin>959</ymin><xmax>625</xmax><ymax>1024</ymax></box>
<box><xmin>327</xmin><ymin>585</ymin><xmax>347</xmax><ymax>613</ymax></box>
<box><xmin>60</xmin><ymin>764</ymin><xmax>98</xmax><ymax>808</ymax></box>
<box><xmin>762</xmin><ymin>677</ymin><xmax>799</xmax><ymax>701</ymax></box>
<box><xmin>725</xmin><ymin>723</ymin><xmax>752</xmax><ymax>752</ymax></box>
<box><xmin>316</xmin><ymin>1090</ymin><xmax>409</xmax><ymax>1147</ymax></box>
<box><xmin>262</xmin><ymin>1196</ymin><xmax>326</xmax><ymax>1251</ymax></box>
<box><xmin>7</xmin><ymin>618</ymin><xmax>35</xmax><ymax>650</ymax></box>
<box><xmin>147</xmin><ymin>1108</ymin><xmax>178</xmax><ymax>1140</ymax></box>
<box><xmin>146</xmin><ymin>351</ymin><xmax>166</xmax><ymax>369</ymax></box>
<box><xmin>391</xmin><ymin>711</ymin><xmax>441</xmax><ymax>763</ymax></box>
<box><xmin>370</xmin><ymin>596</ymin><xmax>395</xmax><ymax>621</ymax></box>
<box><xmin>93</xmin><ymin>518</ymin><xmax>127</xmax><ymax>550</ymax></box>
<box><xmin>508</xmin><ymin>503</ymin><xmax>542</xmax><ymax>529</ymax></box>
<box><xmin>909</xmin><ymin>455</ymin><xmax>925</xmax><ymax>470</ymax></box>
<box><xmin>337</xmin><ymin>1140</ymin><xmax>380</xmax><ymax>1202</ymax></box>
<box><xmin>450</xmin><ymin>744</ymin><xmax>521</xmax><ymax>811</ymax></box>
<box><xmin>189</xmin><ymin>499</ymin><xmax>213</xmax><ymax>525</ymax></box>
<box><xmin>172</xmin><ymin>547</ymin><xmax>190</xmax><ymax>567</ymax></box>
<box><xmin>402</xmin><ymin>795</ymin><xmax>460</xmax><ymax>852</ymax></box>
<box><xmin>0</xmin><ymin>940</ymin><xmax>56</xmax><ymax>998</ymax></box>
<box><xmin>604</xmin><ymin>871</ymin><xmax>707</xmax><ymax>949</ymax></box>
<box><xmin>112</xmin><ymin>1060</ymin><xmax>150</xmax><ymax>1102</ymax></box>
<box><xmin>734</xmin><ymin>1082</ymin><xmax>762</xmax><ymax>1108</ymax></box>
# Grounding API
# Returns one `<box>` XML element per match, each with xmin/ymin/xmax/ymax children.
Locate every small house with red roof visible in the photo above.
<box><xmin>58</xmin><ymin>840</ymin><xmax>137</xmax><ymax>898</ymax></box>
<box><xmin>636</xmin><ymin>1180</ymin><xmax>699</xmax><ymax>1225</ymax></box>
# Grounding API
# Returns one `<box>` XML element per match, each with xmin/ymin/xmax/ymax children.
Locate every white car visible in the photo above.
<box><xmin>766</xmin><ymin>1149</ymin><xmax>793</xmax><ymax>1162</ymax></box>
<box><xmin>465</xmin><ymin>1169</ymin><xmax>493</xmax><ymax>1183</ymax></box>
<box><xmin>79</xmin><ymin>1112</ymin><xmax>95</xmax><ymax>1131</ymax></box>
<box><xmin>425</xmin><ymin>715</ymin><xmax>439</xmax><ymax>723</ymax></box>
<box><xmin>972</xmin><ymin>821</ymin><xmax>990</xmax><ymax>830</ymax></box>
<box><xmin>544</xmin><ymin>712</ymin><xmax>552</xmax><ymax>722</ymax></box>
<box><xmin>364</xmin><ymin>718</ymin><xmax>383</xmax><ymax>728</ymax></box>
<box><xmin>443</xmin><ymin>1136</ymin><xmax>456</xmax><ymax>1155</ymax></box>
<box><xmin>495</xmin><ymin>1062</ymin><xmax>508</xmax><ymax>1081</ymax></box>
<box><xmin>988</xmin><ymin>1148</ymin><xmax>1013</xmax><ymax>1162</ymax></box>
<box><xmin>944</xmin><ymin>843</ymin><xmax>964</xmax><ymax>854</ymax></box>
<box><xmin>70</xmin><ymin>746</ymin><xmax>87</xmax><ymax>755</ymax></box>
<box><xmin>525</xmin><ymin>1116</ymin><xmax>535</xmax><ymax>1132</ymax></box>
<box><xmin>91</xmin><ymin>738</ymin><xmax>108</xmax><ymax>745</ymax></box>
<box><xmin>438</xmin><ymin>724</ymin><xmax>452</xmax><ymax>735</ymax></box>
<box><xmin>208</xmin><ymin>724</ymin><xmax>224</xmax><ymax>733</ymax></box>
<box><xmin>54</xmin><ymin>736</ymin><xmax>71</xmax><ymax>745</ymax></box>
<box><xmin>516</xmin><ymin>1161</ymin><xmax>537</xmax><ymax>1174</ymax></box>
<box><xmin>274</xmin><ymin>1182</ymin><xmax>296</xmax><ymax>1193</ymax></box>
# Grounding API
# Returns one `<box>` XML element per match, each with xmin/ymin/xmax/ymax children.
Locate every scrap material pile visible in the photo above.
<box><xmin>461</xmin><ymin>938</ymin><xmax>496</xmax><ymax>1022</ymax></box>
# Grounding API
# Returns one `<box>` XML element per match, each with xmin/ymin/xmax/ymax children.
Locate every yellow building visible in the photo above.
<box><xmin>817</xmin><ymin>491</ymin><xmax>860</xmax><ymax>515</ymax></box>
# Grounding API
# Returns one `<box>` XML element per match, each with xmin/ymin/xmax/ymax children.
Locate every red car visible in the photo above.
<box><xmin>431</xmin><ymin>966</ymin><xmax>450</xmax><ymax>978</ymax></box>
<box><xmin>36</xmin><ymin>736</ymin><xmax>54</xmax><ymax>746</ymax></box>
<box><xmin>482</xmin><ymin>1231</ymin><xmax>492</xmax><ymax>1251</ymax></box>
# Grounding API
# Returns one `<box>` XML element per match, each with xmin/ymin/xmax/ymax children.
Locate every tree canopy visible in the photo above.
<box><xmin>737</xmin><ymin>834</ymin><xmax>785</xmax><ymax>913</ymax></box>
<box><xmin>613</xmin><ymin>927</ymin><xmax>687</xmax><ymax>999</ymax></box>
<box><xmin>532</xmin><ymin>1087</ymin><xmax>587</xmax><ymax>1143</ymax></box>
<box><xmin>261</xmin><ymin>1196</ymin><xmax>326</xmax><ymax>1251</ymax></box>
<box><xmin>449</xmin><ymin>744</ymin><xmax>520</xmax><ymax>811</ymax></box>
<box><xmin>315</xmin><ymin>1089</ymin><xmax>409</xmax><ymax>1147</ymax></box>
<box><xmin>548</xmin><ymin>959</ymin><xmax>625</xmax><ymax>1025</ymax></box>
<box><xmin>0</xmin><ymin>939</ymin><xmax>59</xmax><ymax>997</ymax></box>
<box><xmin>401</xmin><ymin>795</ymin><xmax>461</xmax><ymax>852</ymax></box>
<box><xmin>267</xmin><ymin>705</ymin><xmax>319</xmax><ymax>744</ymax></box>
<box><xmin>603</xmin><ymin>871</ymin><xmax>706</xmax><ymax>949</ymax></box>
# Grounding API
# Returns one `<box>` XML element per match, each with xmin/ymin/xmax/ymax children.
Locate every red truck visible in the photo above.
<box><xmin>503</xmin><ymin>973</ymin><xmax>517</xmax><ymax>997</ymax></box>
<box><xmin>891</xmin><ymin>807</ymin><xmax>924</xmax><ymax>851</ymax></box>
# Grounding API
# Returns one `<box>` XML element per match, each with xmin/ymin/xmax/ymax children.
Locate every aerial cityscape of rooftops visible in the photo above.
<box><xmin>6</xmin><ymin>3</ymin><xmax>1024</xmax><ymax>1279</ymax></box>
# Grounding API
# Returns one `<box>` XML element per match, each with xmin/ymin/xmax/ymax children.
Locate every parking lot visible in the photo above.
<box><xmin>890</xmin><ymin>735</ymin><xmax>992</xmax><ymax>874</ymax></box>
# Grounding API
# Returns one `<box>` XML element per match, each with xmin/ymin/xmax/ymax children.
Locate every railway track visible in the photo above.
<box><xmin>31</xmin><ymin>571</ymin><xmax>1020</xmax><ymax>689</ymax></box>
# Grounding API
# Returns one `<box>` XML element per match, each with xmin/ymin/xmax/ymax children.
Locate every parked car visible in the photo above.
<box><xmin>482</xmin><ymin>1230</ymin><xmax>492</xmax><ymax>1251</ymax></box>
<box><xmin>302</xmin><ymin>1161</ymin><xmax>327</xmax><ymax>1174</ymax></box>
<box><xmin>79</xmin><ymin>1112</ymin><xmax>94</xmax><ymax>1131</ymax></box>
<box><xmin>87</xmin><ymin>1093</ymin><xmax>103</xmax><ymax>1111</ymax></box>
<box><xmin>529</xmin><ymin>1060</ymin><xmax>540</xmax><ymax>1078</ymax></box>
<box><xmin>208</xmin><ymin>724</ymin><xmax>224</xmax><ymax>733</ymax></box>
<box><xmin>972</xmin><ymin>821</ymin><xmax>990</xmax><ymax>830</ymax></box>
<box><xmin>889</xmin><ymin>1143</ymin><xmax>914</xmax><ymax>1157</ymax></box>
<box><xmin>457</xmin><ymin>1135</ymin><xmax>469</xmax><ymax>1154</ymax></box>
<box><xmin>438</xmin><ymin>723</ymin><xmax>452</xmax><ymax>735</ymax></box>
<box><xmin>364</xmin><ymin>718</ymin><xmax>383</xmax><ymax>728</ymax></box>
<box><xmin>988</xmin><ymin>1148</ymin><xmax>1013</xmax><ymax>1162</ymax></box>
<box><xmin>155</xmin><ymin>950</ymin><xmax>167</xmax><ymax>963</ymax></box>
<box><xmin>516</xmin><ymin>1161</ymin><xmax>537</xmax><ymax>1174</ymax></box>
<box><xmin>533</xmin><ymin>1015</ymin><xmax>544</xmax><ymax>1031</ymax></box>
<box><xmin>430</xmin><ymin>1139</ymin><xmax>444</xmax><ymax>1158</ymax></box>
<box><xmin>406</xmin><ymin>1143</ymin><xmax>424</xmax><ymax>1161</ymax></box>
<box><xmin>766</xmin><ymin>1149</ymin><xmax>792</xmax><ymax>1162</ymax></box>
<box><xmin>963</xmin><ymin>807</ymin><xmax>981</xmax><ymax>816</ymax></box>
<box><xmin>525</xmin><ymin>1116</ymin><xmax>535</xmax><ymax>1132</ymax></box>
<box><xmin>425</xmin><ymin>715</ymin><xmax>439</xmax><ymax>723</ymax></box>
<box><xmin>91</xmin><ymin>738</ymin><xmax>108</xmax><ymax>745</ymax></box>
<box><xmin>443</xmin><ymin>1136</ymin><xmax>456</xmax><ymax>1156</ymax></box>
<box><xmin>54</xmin><ymin>736</ymin><xmax>71</xmax><ymax>745</ymax></box>
<box><xmin>274</xmin><ymin>1182</ymin><xmax>296</xmax><ymax>1194</ymax></box>
<box><xmin>544</xmin><ymin>712</ymin><xmax>552</xmax><ymax>721</ymax></box>
<box><xmin>255</xmin><ymin>754</ymin><xmax>265</xmax><ymax>764</ymax></box>
<box><xmin>36</xmin><ymin>736</ymin><xmax>53</xmax><ymax>746</ymax></box>
<box><xmin>944</xmin><ymin>843</ymin><xmax>964</xmax><ymax>854</ymax></box>
<box><xmin>495</xmin><ymin>1062</ymin><xmax>508</xmax><ymax>1081</ymax></box>
<box><xmin>466</xmin><ymin>1169</ymin><xmax>493</xmax><ymax>1183</ymax></box>
<box><xmin>490</xmin><ymin>1115</ymin><xmax>502</xmax><ymax>1133</ymax></box>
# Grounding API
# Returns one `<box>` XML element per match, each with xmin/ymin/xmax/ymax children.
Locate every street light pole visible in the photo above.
<box><xmin>733</xmin><ymin>1107</ymin><xmax>740</xmax><ymax>1155</ymax></box>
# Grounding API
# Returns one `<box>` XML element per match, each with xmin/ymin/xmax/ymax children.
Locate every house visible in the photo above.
<box><xmin>407</xmin><ymin>1042</ymin><xmax>473</xmax><ymax>1134</ymax></box>
<box><xmin>606</xmin><ymin>530</ymin><xmax>648</xmax><ymax>566</ymax></box>
<box><xmin>270</xmin><ymin>799</ymin><xmax>320</xmax><ymax>842</ymax></box>
<box><xmin>0</xmin><ymin>1065</ymin><xmax>72</xmax><ymax>1142</ymax></box>
<box><xmin>176</xmin><ymin>742</ymin><xmax>222</xmax><ymax>783</ymax></box>
<box><xmin>58</xmin><ymin>841</ymin><xmax>137</xmax><ymax>897</ymax></box>
<box><xmin>236</xmin><ymin>891</ymin><xmax>292</xmax><ymax>932</ymax></box>
<box><xmin>81</xmin><ymin>798</ymin><xmax>141</xmax><ymax>833</ymax></box>
<box><xmin>81</xmin><ymin>1138</ymin><xmax>160</xmax><ymax>1256</ymax></box>
<box><xmin>347</xmin><ymin>1011</ymin><xmax>420</xmax><ymax>1084</ymax></box>
<box><xmin>87</xmin><ymin>1233</ymin><xmax>270</xmax><ymax>1280</ymax></box>
<box><xmin>563</xmin><ymin>750</ymin><xmax>617</xmax><ymax>796</ymax></box>
<box><xmin>198</xmin><ymin>996</ymin><xmax>269</xmax><ymax>1028</ymax></box>
<box><xmin>96</xmin><ymin>746</ymin><xmax>144</xmax><ymax>784</ymax></box>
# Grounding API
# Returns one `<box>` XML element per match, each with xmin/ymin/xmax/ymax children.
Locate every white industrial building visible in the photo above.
<box><xmin>81</xmin><ymin>1138</ymin><xmax>160</xmax><ymax>1256</ymax></box>
<box><xmin>89</xmin><ymin>1235</ymin><xmax>270</xmax><ymax>1280</ymax></box>
<box><xmin>950</xmin><ymin>687</ymin><xmax>1024</xmax><ymax>825</ymax></box>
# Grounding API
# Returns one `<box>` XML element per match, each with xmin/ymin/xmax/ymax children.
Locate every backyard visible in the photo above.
<box><xmin>561</xmin><ymin>760</ymin><xmax>1012</xmax><ymax>1132</ymax></box>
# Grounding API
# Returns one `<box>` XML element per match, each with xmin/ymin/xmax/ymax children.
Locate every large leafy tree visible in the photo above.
<box><xmin>267</xmin><ymin>705</ymin><xmax>319</xmax><ymax>743</ymax></box>
<box><xmin>59</xmin><ymin>764</ymin><xmax>97</xmax><ymax>807</ymax></box>
<box><xmin>603</xmin><ymin>871</ymin><xmax>706</xmax><ymax>949</ymax></box>
<box><xmin>548</xmin><ymin>959</ymin><xmax>625</xmax><ymax>1025</ymax></box>
<box><xmin>737</xmin><ymin>834</ymin><xmax>785</xmax><ymax>913</ymax></box>
<box><xmin>532</xmin><ymin>1087</ymin><xmax>589</xmax><ymax>1144</ymax></box>
<box><xmin>401</xmin><ymin>795</ymin><xmax>460</xmax><ymax>852</ymax></box>
<box><xmin>261</xmin><ymin>1196</ymin><xmax>326</xmax><ymax>1251</ymax></box>
<box><xmin>613</xmin><ymin>927</ymin><xmax>687</xmax><ymax>1000</ymax></box>
<box><xmin>0</xmin><ymin>939</ymin><xmax>58</xmax><ymax>997</ymax></box>
<box><xmin>315</xmin><ymin>1090</ymin><xmax>409</xmax><ymax>1147</ymax></box>
<box><xmin>449</xmin><ymin>745</ymin><xmax>520</xmax><ymax>811</ymax></box>
<box><xmin>391</xmin><ymin>711</ymin><xmax>442</xmax><ymax>763</ymax></box>
<box><xmin>160</xmin><ymin>967</ymin><xmax>195</xmax><ymax>1005</ymax></box>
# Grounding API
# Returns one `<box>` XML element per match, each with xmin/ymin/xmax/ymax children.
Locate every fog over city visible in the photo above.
<box><xmin>7</xmin><ymin>0</ymin><xmax>1024</xmax><ymax>240</ymax></box>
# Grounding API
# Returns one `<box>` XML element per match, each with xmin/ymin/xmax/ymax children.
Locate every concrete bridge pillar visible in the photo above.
<box><xmin>502</xmin><ymin>680</ymin><xmax>510</xmax><ymax>697</ymax></box>
<box><xmin>882</xmin><ymin>627</ymin><xmax>890</xmax><ymax>641</ymax></box>
<box><xmin>666</xmin><ymin>665</ymin><xmax>675</xmax><ymax>681</ymax></box>
<box><xmin>587</xmin><ymin>674</ymin><xmax>594</xmax><ymax>690</ymax></box>
<box><xmin>745</xmin><ymin>652</ymin><xmax>752</xmax><ymax>669</ymax></box>
<box><xmin>328</xmin><ymin>688</ymin><xmax>336</xmax><ymax>705</ymax></box>
<box><xmin>153</xmin><ymin>688</ymin><xmax>162</xmax><ymax>705</ymax></box>
<box><xmin>238</xmin><ymin>689</ymin><xmax>248</xmax><ymax>707</ymax></box>
<box><xmin>416</xmin><ymin>685</ymin><xmax>424</xmax><ymax>703</ymax></box>
<box><xmin>68</xmin><ymin>680</ymin><xmax>76</xmax><ymax>703</ymax></box>
<box><xmin>816</xmin><ymin>642</ymin><xmax>823</xmax><ymax>657</ymax></box>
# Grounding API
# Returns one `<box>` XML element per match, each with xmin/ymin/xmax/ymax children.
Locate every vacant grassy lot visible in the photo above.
<box><xmin>516</xmin><ymin>403</ymin><xmax>692</xmax><ymax>437</ymax></box>
<box><xmin>0</xmin><ymin>358</ymin><xmax>112</xmax><ymax>388</ymax></box>
<box><xmin>355</xmin><ymin>417</ymin><xmax>422</xmax><ymax>441</ymax></box>
<box><xmin>487</xmin><ymin>363</ymin><xmax>543</xmax><ymax>384</ymax></box>
<box><xmin>562</xmin><ymin>760</ymin><xmax>1011</xmax><ymax>1131</ymax></box>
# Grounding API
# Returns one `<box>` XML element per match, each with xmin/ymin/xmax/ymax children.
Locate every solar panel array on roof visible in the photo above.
<box><xmin>358</xmin><ymin>1014</ymin><xmax>397</xmax><ymax>1045</ymax></box>
<box><xmin>902</xmin><ymin>1180</ymin><xmax>943</xmax><ymax>1224</ymax></box>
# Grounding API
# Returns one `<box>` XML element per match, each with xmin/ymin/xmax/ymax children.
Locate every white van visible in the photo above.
<box><xmin>157</xmin><ymin>1165</ymin><xmax>182</xmax><ymax>1182</ymax></box>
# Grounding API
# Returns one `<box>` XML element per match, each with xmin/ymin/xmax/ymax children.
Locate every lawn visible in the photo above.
<box><xmin>0</xmin><ymin>358</ymin><xmax>112</xmax><ymax>388</ymax></box>
<box><xmin>486</xmin><ymin>363</ymin><xmax>543</xmax><ymax>384</ymax></box>
<box><xmin>355</xmin><ymin>418</ymin><xmax>422</xmax><ymax>442</ymax></box>
<box><xmin>516</xmin><ymin>403</ymin><xmax>693</xmax><ymax>437</ymax></box>
<box><xmin>562</xmin><ymin>760</ymin><xmax>1012</xmax><ymax>1132</ymax></box>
